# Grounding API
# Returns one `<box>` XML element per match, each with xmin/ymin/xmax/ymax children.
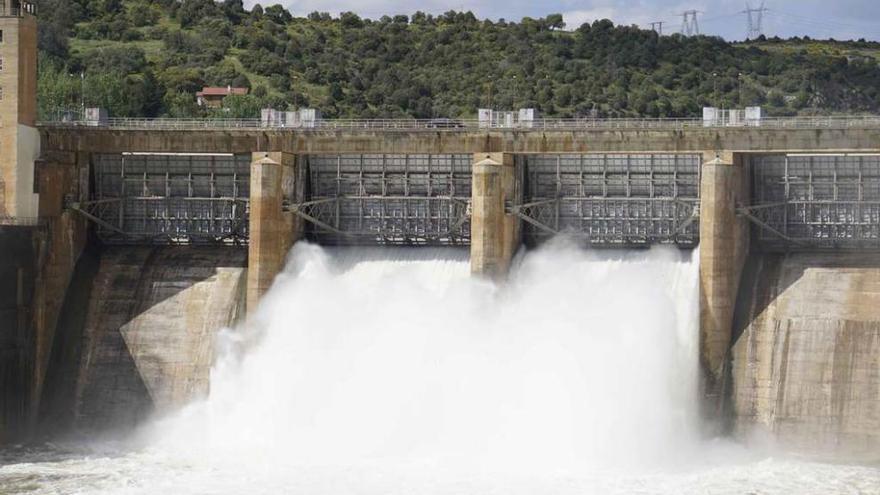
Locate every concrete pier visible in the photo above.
<box><xmin>470</xmin><ymin>153</ymin><xmax>520</xmax><ymax>279</ymax></box>
<box><xmin>698</xmin><ymin>153</ymin><xmax>750</xmax><ymax>410</ymax></box>
<box><xmin>246</xmin><ymin>152</ymin><xmax>300</xmax><ymax>312</ymax></box>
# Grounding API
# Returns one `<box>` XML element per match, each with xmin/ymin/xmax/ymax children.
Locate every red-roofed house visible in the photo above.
<box><xmin>196</xmin><ymin>86</ymin><xmax>249</xmax><ymax>108</ymax></box>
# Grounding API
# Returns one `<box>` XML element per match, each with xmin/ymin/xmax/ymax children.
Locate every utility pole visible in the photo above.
<box><xmin>80</xmin><ymin>71</ymin><xmax>85</xmax><ymax>118</ymax></box>
<box><xmin>713</xmin><ymin>72</ymin><xmax>719</xmax><ymax>109</ymax></box>
<box><xmin>511</xmin><ymin>75</ymin><xmax>518</xmax><ymax>106</ymax></box>
<box><xmin>738</xmin><ymin>72</ymin><xmax>744</xmax><ymax>106</ymax></box>
<box><xmin>650</xmin><ymin>21</ymin><xmax>664</xmax><ymax>36</ymax></box>
<box><xmin>680</xmin><ymin>10</ymin><xmax>700</xmax><ymax>36</ymax></box>
<box><xmin>741</xmin><ymin>1</ymin><xmax>768</xmax><ymax>39</ymax></box>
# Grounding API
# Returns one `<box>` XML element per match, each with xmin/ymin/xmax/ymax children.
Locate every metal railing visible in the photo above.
<box><xmin>37</xmin><ymin>115</ymin><xmax>880</xmax><ymax>132</ymax></box>
<box><xmin>0</xmin><ymin>2</ymin><xmax>37</xmax><ymax>17</ymax></box>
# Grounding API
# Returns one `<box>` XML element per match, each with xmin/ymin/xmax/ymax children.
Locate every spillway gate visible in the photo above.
<box><xmin>293</xmin><ymin>154</ymin><xmax>472</xmax><ymax>245</ymax></box>
<box><xmin>513</xmin><ymin>153</ymin><xmax>701</xmax><ymax>247</ymax></box>
<box><xmin>745</xmin><ymin>154</ymin><xmax>880</xmax><ymax>250</ymax></box>
<box><xmin>77</xmin><ymin>153</ymin><xmax>251</xmax><ymax>244</ymax></box>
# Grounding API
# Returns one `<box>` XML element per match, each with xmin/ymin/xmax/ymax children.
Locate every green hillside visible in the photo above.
<box><xmin>34</xmin><ymin>0</ymin><xmax>880</xmax><ymax>119</ymax></box>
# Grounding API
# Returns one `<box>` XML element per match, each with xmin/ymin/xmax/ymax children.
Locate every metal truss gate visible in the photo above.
<box><xmin>745</xmin><ymin>154</ymin><xmax>880</xmax><ymax>250</ymax></box>
<box><xmin>76</xmin><ymin>153</ymin><xmax>250</xmax><ymax>244</ymax></box>
<box><xmin>513</xmin><ymin>154</ymin><xmax>701</xmax><ymax>246</ymax></box>
<box><xmin>294</xmin><ymin>154</ymin><xmax>472</xmax><ymax>245</ymax></box>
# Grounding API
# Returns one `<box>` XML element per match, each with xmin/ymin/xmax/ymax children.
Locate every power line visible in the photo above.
<box><xmin>741</xmin><ymin>1</ymin><xmax>768</xmax><ymax>39</ymax></box>
<box><xmin>680</xmin><ymin>10</ymin><xmax>701</xmax><ymax>36</ymax></box>
<box><xmin>771</xmin><ymin>9</ymin><xmax>880</xmax><ymax>31</ymax></box>
<box><xmin>763</xmin><ymin>11</ymin><xmax>880</xmax><ymax>39</ymax></box>
<box><xmin>700</xmin><ymin>11</ymin><xmax>742</xmax><ymax>24</ymax></box>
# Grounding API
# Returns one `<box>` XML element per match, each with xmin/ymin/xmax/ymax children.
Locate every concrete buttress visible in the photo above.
<box><xmin>470</xmin><ymin>153</ymin><xmax>520</xmax><ymax>279</ymax></box>
<box><xmin>699</xmin><ymin>152</ymin><xmax>750</xmax><ymax>412</ymax></box>
<box><xmin>247</xmin><ymin>152</ymin><xmax>300</xmax><ymax>312</ymax></box>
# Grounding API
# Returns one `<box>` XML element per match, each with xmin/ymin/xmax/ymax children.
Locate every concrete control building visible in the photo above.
<box><xmin>1</xmin><ymin>9</ymin><xmax>879</xmax><ymax>461</ymax></box>
<box><xmin>0</xmin><ymin>0</ymin><xmax>39</xmax><ymax>219</ymax></box>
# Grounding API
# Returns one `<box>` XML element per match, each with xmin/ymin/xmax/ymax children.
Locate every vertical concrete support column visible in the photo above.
<box><xmin>29</xmin><ymin>151</ymin><xmax>89</xmax><ymax>426</ymax></box>
<box><xmin>470</xmin><ymin>153</ymin><xmax>520</xmax><ymax>279</ymax></box>
<box><xmin>699</xmin><ymin>151</ymin><xmax>750</xmax><ymax>411</ymax></box>
<box><xmin>247</xmin><ymin>152</ymin><xmax>300</xmax><ymax>312</ymax></box>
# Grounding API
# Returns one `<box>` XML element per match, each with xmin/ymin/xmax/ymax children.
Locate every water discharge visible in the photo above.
<box><xmin>1</xmin><ymin>242</ymin><xmax>878</xmax><ymax>494</ymax></box>
<box><xmin>155</xmin><ymin>241</ymin><xmax>700</xmax><ymax>472</ymax></box>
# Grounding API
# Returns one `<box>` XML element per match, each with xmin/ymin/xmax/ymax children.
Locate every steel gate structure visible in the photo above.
<box><xmin>292</xmin><ymin>154</ymin><xmax>472</xmax><ymax>245</ymax></box>
<box><xmin>744</xmin><ymin>154</ymin><xmax>880</xmax><ymax>250</ymax></box>
<box><xmin>74</xmin><ymin>153</ymin><xmax>250</xmax><ymax>244</ymax></box>
<box><xmin>512</xmin><ymin>154</ymin><xmax>701</xmax><ymax>246</ymax></box>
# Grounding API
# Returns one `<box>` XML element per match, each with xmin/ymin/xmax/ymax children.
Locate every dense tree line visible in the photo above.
<box><xmin>33</xmin><ymin>0</ymin><xmax>880</xmax><ymax>119</ymax></box>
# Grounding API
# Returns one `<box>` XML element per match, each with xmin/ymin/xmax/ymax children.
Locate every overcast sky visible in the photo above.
<box><xmin>260</xmin><ymin>0</ymin><xmax>880</xmax><ymax>41</ymax></box>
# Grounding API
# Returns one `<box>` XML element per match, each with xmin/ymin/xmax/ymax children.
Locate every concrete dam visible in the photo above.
<box><xmin>0</xmin><ymin>119</ymin><xmax>877</xmax><ymax>465</ymax></box>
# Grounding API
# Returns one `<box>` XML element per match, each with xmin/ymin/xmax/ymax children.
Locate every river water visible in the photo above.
<box><xmin>1</xmin><ymin>242</ymin><xmax>878</xmax><ymax>494</ymax></box>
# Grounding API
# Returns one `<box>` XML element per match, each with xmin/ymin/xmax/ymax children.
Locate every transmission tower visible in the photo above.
<box><xmin>650</xmin><ymin>21</ymin><xmax>665</xmax><ymax>35</ymax></box>
<box><xmin>680</xmin><ymin>10</ymin><xmax>701</xmax><ymax>36</ymax></box>
<box><xmin>742</xmin><ymin>1</ymin><xmax>768</xmax><ymax>39</ymax></box>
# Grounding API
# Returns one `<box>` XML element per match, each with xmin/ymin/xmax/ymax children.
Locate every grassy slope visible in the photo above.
<box><xmin>737</xmin><ymin>40</ymin><xmax>880</xmax><ymax>62</ymax></box>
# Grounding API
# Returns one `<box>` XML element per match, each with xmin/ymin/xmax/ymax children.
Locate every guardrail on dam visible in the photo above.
<box><xmin>2</xmin><ymin>120</ymin><xmax>879</xmax><ymax>457</ymax></box>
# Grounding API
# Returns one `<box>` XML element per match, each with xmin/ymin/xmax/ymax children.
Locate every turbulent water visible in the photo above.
<box><xmin>1</xmin><ymin>242</ymin><xmax>879</xmax><ymax>494</ymax></box>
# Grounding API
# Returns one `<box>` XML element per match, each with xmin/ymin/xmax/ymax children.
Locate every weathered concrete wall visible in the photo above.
<box><xmin>39</xmin><ymin>127</ymin><xmax>880</xmax><ymax>155</ymax></box>
<box><xmin>0</xmin><ymin>151</ymin><xmax>88</xmax><ymax>442</ymax></box>
<box><xmin>470</xmin><ymin>153</ymin><xmax>520</xmax><ymax>278</ymax></box>
<box><xmin>699</xmin><ymin>153</ymin><xmax>750</xmax><ymax>413</ymax></box>
<box><xmin>731</xmin><ymin>253</ymin><xmax>880</xmax><ymax>461</ymax></box>
<box><xmin>246</xmin><ymin>152</ymin><xmax>301</xmax><ymax>311</ymax></box>
<box><xmin>0</xmin><ymin>226</ymin><xmax>37</xmax><ymax>442</ymax></box>
<box><xmin>29</xmin><ymin>152</ymin><xmax>89</xmax><ymax>420</ymax></box>
<box><xmin>36</xmin><ymin>247</ymin><xmax>100</xmax><ymax>438</ymax></box>
<box><xmin>74</xmin><ymin>247</ymin><xmax>246</xmax><ymax>431</ymax></box>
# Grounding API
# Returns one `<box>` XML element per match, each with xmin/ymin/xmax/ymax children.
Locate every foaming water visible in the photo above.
<box><xmin>148</xmin><ymin>241</ymin><xmax>701</xmax><ymax>473</ymax></box>
<box><xmin>2</xmin><ymin>242</ymin><xmax>879</xmax><ymax>494</ymax></box>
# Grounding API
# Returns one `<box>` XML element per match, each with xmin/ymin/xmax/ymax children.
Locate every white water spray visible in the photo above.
<box><xmin>5</xmin><ymin>242</ymin><xmax>879</xmax><ymax>495</ymax></box>
<box><xmin>150</xmin><ymin>241</ymin><xmax>701</xmax><ymax>475</ymax></box>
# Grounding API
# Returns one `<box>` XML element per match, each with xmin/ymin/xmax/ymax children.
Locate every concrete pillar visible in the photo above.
<box><xmin>28</xmin><ymin>151</ymin><xmax>89</xmax><ymax>430</ymax></box>
<box><xmin>246</xmin><ymin>152</ymin><xmax>300</xmax><ymax>312</ymax></box>
<box><xmin>699</xmin><ymin>152</ymin><xmax>750</xmax><ymax>412</ymax></box>
<box><xmin>470</xmin><ymin>153</ymin><xmax>520</xmax><ymax>279</ymax></box>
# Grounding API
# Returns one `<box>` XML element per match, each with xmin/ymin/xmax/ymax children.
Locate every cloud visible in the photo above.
<box><xmin>561</xmin><ymin>8</ymin><xmax>616</xmax><ymax>29</ymax></box>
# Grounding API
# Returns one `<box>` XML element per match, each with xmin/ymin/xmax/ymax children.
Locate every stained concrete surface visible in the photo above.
<box><xmin>73</xmin><ymin>246</ymin><xmax>247</xmax><ymax>432</ymax></box>
<box><xmin>731</xmin><ymin>253</ymin><xmax>880</xmax><ymax>461</ymax></box>
<box><xmin>0</xmin><ymin>226</ymin><xmax>37</xmax><ymax>442</ymax></box>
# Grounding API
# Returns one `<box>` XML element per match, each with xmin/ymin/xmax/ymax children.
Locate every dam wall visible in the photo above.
<box><xmin>0</xmin><ymin>152</ymin><xmax>87</xmax><ymax>441</ymax></box>
<box><xmin>0</xmin><ymin>120</ymin><xmax>878</xmax><ymax>455</ymax></box>
<box><xmin>0</xmin><ymin>226</ymin><xmax>38</xmax><ymax>442</ymax></box>
<box><xmin>731</xmin><ymin>253</ymin><xmax>880</xmax><ymax>460</ymax></box>
<box><xmin>72</xmin><ymin>247</ymin><xmax>246</xmax><ymax>431</ymax></box>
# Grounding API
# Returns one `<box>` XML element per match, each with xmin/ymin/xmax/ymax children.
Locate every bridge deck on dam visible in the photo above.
<box><xmin>38</xmin><ymin>120</ymin><xmax>880</xmax><ymax>155</ymax></box>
